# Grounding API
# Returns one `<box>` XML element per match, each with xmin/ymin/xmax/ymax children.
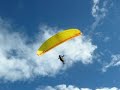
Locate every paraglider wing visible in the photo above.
<box><xmin>37</xmin><ymin>29</ymin><xmax>82</xmax><ymax>56</ymax></box>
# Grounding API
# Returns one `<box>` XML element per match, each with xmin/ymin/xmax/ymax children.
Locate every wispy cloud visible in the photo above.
<box><xmin>91</xmin><ymin>0</ymin><xmax>114</xmax><ymax>72</ymax></box>
<box><xmin>103</xmin><ymin>37</ymin><xmax>110</xmax><ymax>42</ymax></box>
<box><xmin>90</xmin><ymin>0</ymin><xmax>112</xmax><ymax>33</ymax></box>
<box><xmin>36</xmin><ymin>84</ymin><xmax>119</xmax><ymax>90</ymax></box>
<box><xmin>92</xmin><ymin>0</ymin><xmax>109</xmax><ymax>18</ymax></box>
<box><xmin>0</xmin><ymin>18</ymin><xmax>97</xmax><ymax>81</ymax></box>
<box><xmin>102</xmin><ymin>54</ymin><xmax>120</xmax><ymax>72</ymax></box>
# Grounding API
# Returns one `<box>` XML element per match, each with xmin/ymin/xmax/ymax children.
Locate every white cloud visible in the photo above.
<box><xmin>36</xmin><ymin>84</ymin><xmax>91</xmax><ymax>90</ymax></box>
<box><xmin>102</xmin><ymin>54</ymin><xmax>120</xmax><ymax>72</ymax></box>
<box><xmin>96</xmin><ymin>87</ymin><xmax>119</xmax><ymax>90</ymax></box>
<box><xmin>81</xmin><ymin>88</ymin><xmax>92</xmax><ymax>90</ymax></box>
<box><xmin>0</xmin><ymin>18</ymin><xmax>97</xmax><ymax>81</ymax></box>
<box><xmin>36</xmin><ymin>84</ymin><xmax>119</xmax><ymax>90</ymax></box>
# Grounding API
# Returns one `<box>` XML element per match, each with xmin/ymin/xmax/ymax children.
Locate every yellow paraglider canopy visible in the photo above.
<box><xmin>37</xmin><ymin>29</ymin><xmax>82</xmax><ymax>56</ymax></box>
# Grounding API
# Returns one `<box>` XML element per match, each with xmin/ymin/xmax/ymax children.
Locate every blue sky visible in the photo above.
<box><xmin>0</xmin><ymin>0</ymin><xmax>120</xmax><ymax>90</ymax></box>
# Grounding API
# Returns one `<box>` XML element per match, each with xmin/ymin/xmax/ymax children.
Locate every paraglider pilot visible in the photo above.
<box><xmin>58</xmin><ymin>55</ymin><xmax>65</xmax><ymax>64</ymax></box>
